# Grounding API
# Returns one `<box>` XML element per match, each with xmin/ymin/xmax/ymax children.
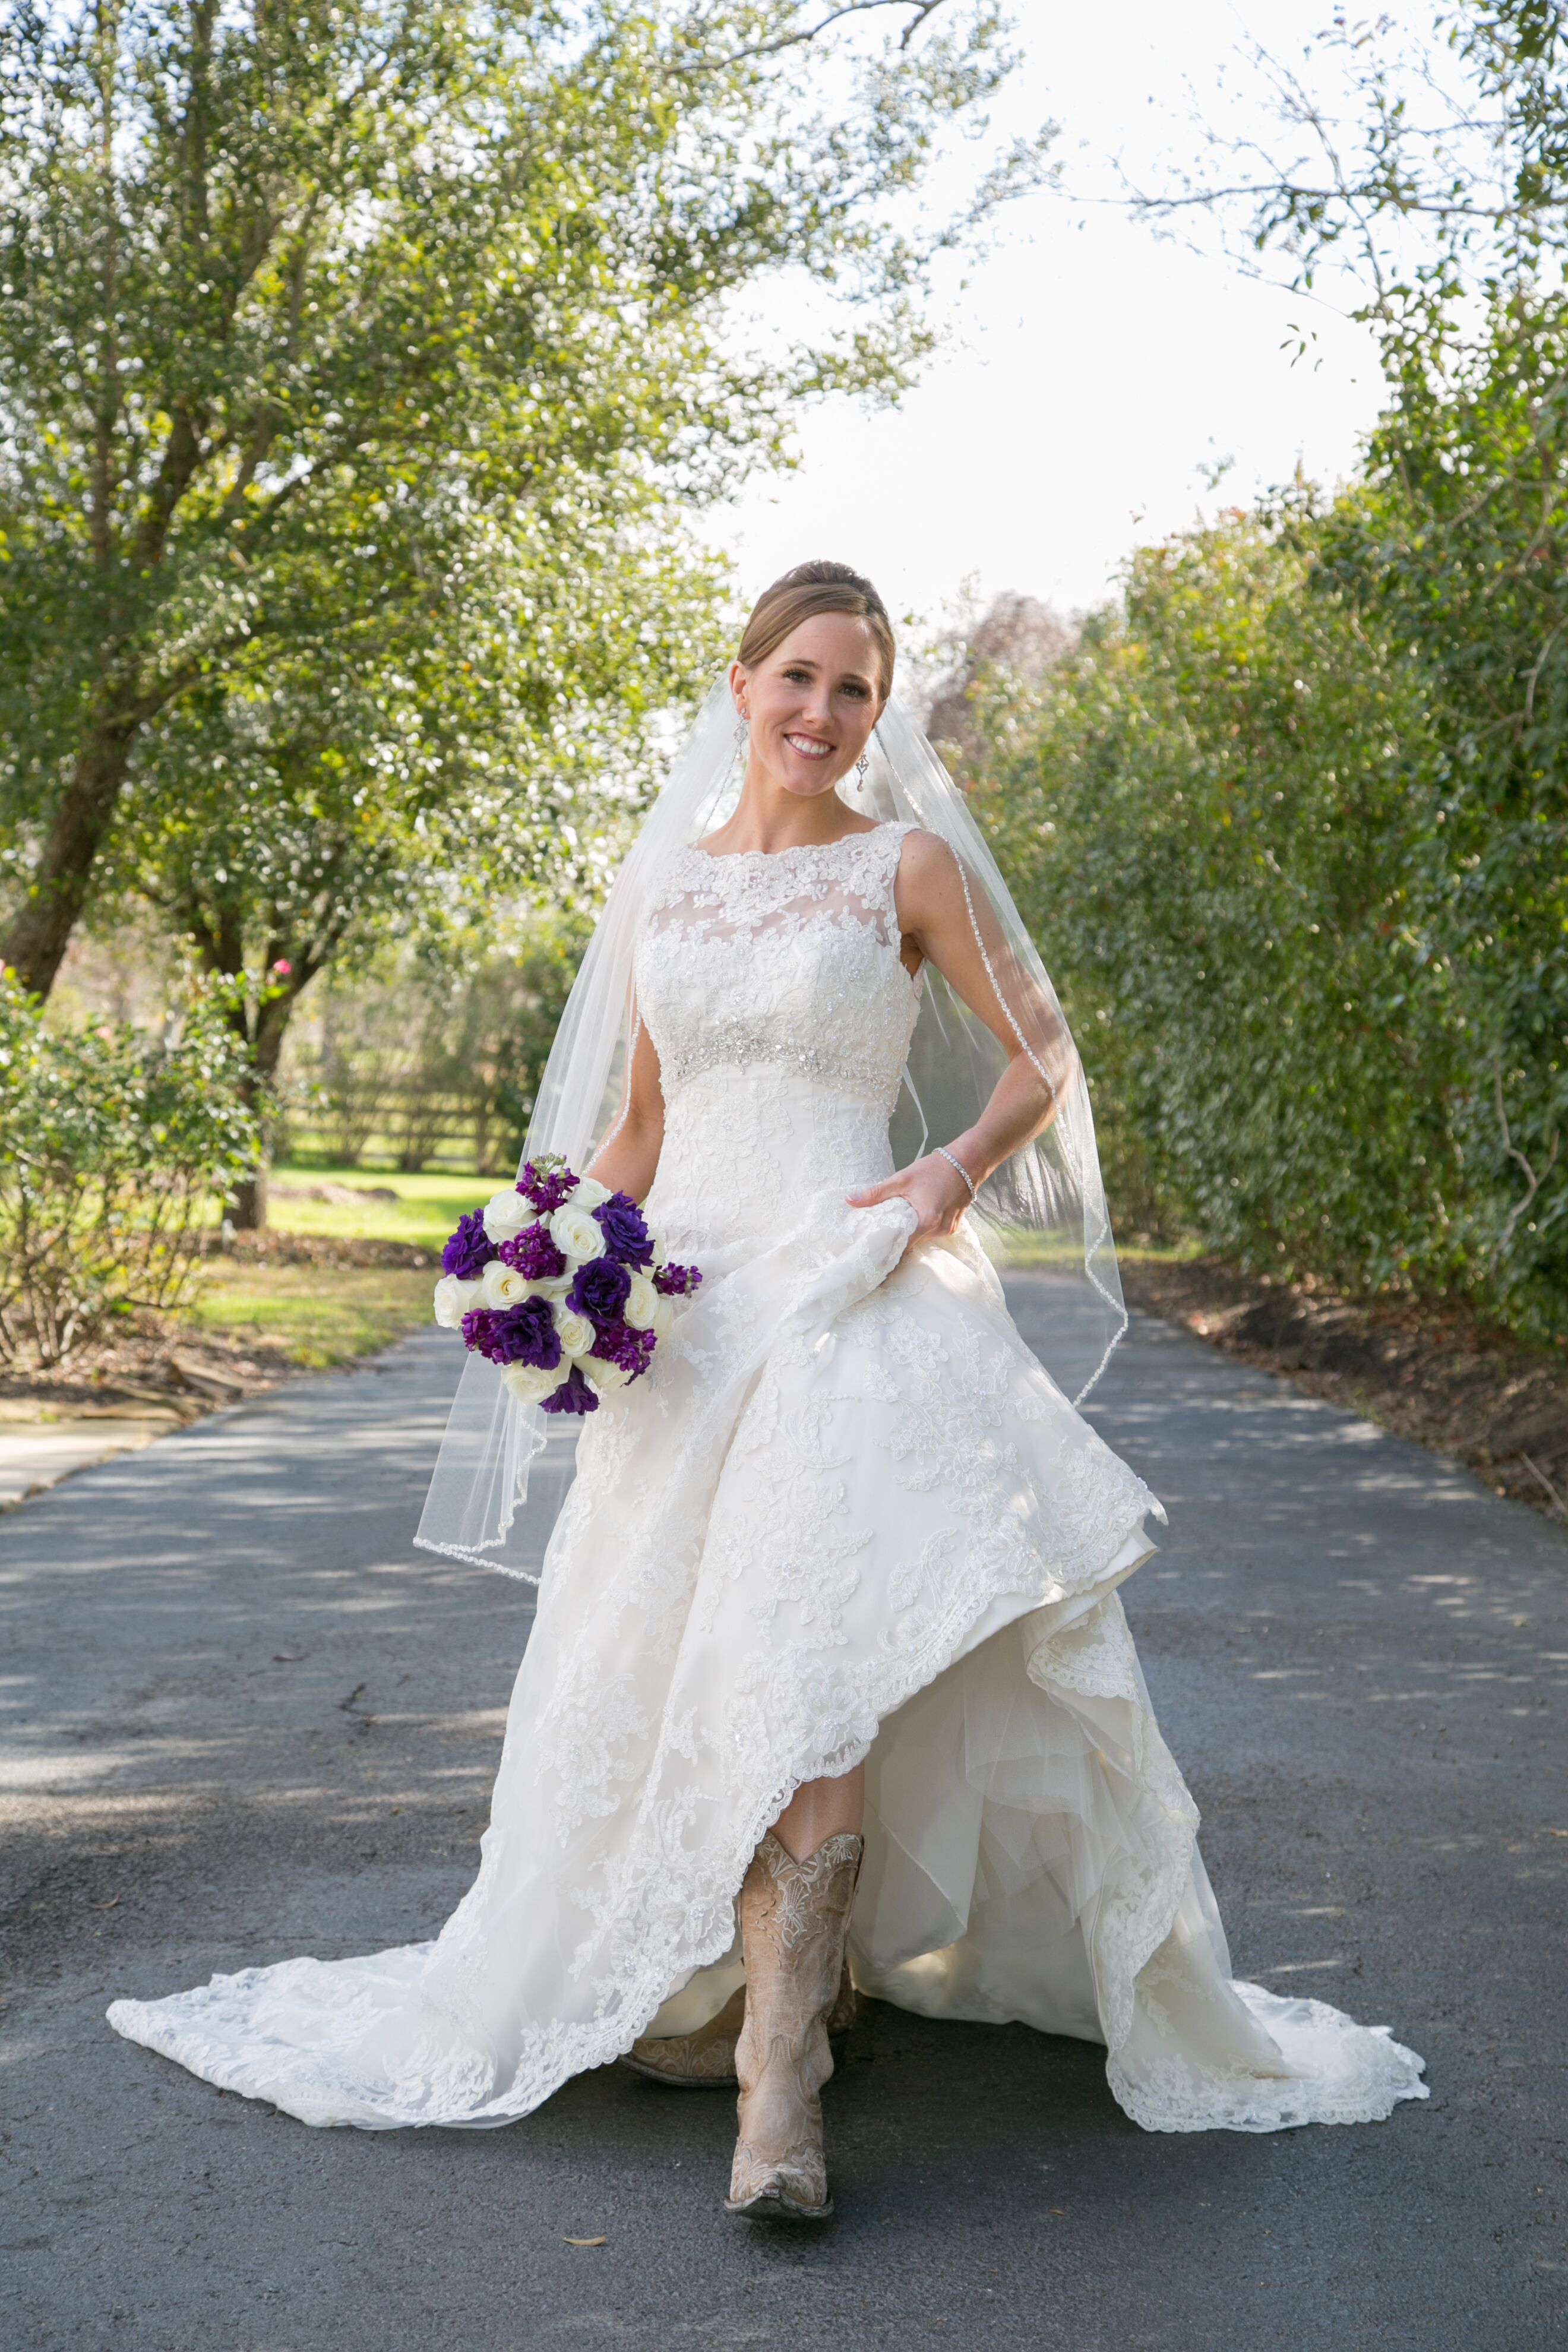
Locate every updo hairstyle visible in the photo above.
<box><xmin>736</xmin><ymin>559</ymin><xmax>896</xmax><ymax>701</ymax></box>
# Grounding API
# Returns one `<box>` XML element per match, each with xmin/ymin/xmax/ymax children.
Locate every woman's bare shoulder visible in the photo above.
<box><xmin>894</xmin><ymin>825</ymin><xmax>961</xmax><ymax>893</ymax></box>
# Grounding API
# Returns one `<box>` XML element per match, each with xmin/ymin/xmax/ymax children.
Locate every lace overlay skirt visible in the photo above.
<box><xmin>108</xmin><ymin>1070</ymin><xmax>1426</xmax><ymax>2134</ymax></box>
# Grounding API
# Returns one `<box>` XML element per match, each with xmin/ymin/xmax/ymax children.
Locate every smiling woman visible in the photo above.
<box><xmin>109</xmin><ymin>559</ymin><xmax>1426</xmax><ymax>2224</ymax></box>
<box><xmin>730</xmin><ymin>561</ymin><xmax>897</xmax><ymax>794</ymax></box>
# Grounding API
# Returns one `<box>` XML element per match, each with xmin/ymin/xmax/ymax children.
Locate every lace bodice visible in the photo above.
<box><xmin>634</xmin><ymin>823</ymin><xmax>921</xmax><ymax>1114</ymax></box>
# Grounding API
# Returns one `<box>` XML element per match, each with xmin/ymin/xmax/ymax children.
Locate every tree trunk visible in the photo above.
<box><xmin>227</xmin><ymin>981</ymin><xmax>302</xmax><ymax>1232</ymax></box>
<box><xmin>230</xmin><ymin>1164</ymin><xmax>269</xmax><ymax>1232</ymax></box>
<box><xmin>1</xmin><ymin>717</ymin><xmax>140</xmax><ymax>997</ymax></box>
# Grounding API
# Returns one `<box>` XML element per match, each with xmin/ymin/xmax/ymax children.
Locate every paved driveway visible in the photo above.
<box><xmin>2</xmin><ymin>1291</ymin><xmax>1563</xmax><ymax>2350</ymax></box>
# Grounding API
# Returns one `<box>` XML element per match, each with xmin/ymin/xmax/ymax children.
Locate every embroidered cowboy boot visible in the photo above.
<box><xmin>622</xmin><ymin>1967</ymin><xmax>857</xmax><ymax>2089</ymax></box>
<box><xmin>622</xmin><ymin>1987</ymin><xmax>747</xmax><ymax>2087</ymax></box>
<box><xmin>725</xmin><ymin>1829</ymin><xmax>863</xmax><ymax>2223</ymax></box>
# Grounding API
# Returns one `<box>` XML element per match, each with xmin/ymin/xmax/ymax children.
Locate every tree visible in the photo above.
<box><xmin>0</xmin><ymin>0</ymin><xmax>1039</xmax><ymax>997</ymax></box>
<box><xmin>1131</xmin><ymin>0</ymin><xmax>1568</xmax><ymax>1327</ymax></box>
<box><xmin>103</xmin><ymin>529</ymin><xmax>706</xmax><ymax>1216</ymax></box>
<box><xmin>925</xmin><ymin>591</ymin><xmax>1073</xmax><ymax>770</ymax></box>
<box><xmin>970</xmin><ymin>507</ymin><xmax>1468</xmax><ymax>1297</ymax></box>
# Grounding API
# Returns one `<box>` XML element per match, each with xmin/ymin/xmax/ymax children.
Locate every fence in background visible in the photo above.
<box><xmin>274</xmin><ymin>1080</ymin><xmax>515</xmax><ymax>1177</ymax></box>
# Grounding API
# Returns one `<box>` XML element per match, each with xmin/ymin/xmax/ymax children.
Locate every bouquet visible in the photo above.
<box><xmin>432</xmin><ymin>1153</ymin><xmax>701</xmax><ymax>1416</ymax></box>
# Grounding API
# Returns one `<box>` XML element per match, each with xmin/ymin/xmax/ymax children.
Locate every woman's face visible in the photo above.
<box><xmin>730</xmin><ymin>613</ymin><xmax>886</xmax><ymax>798</ymax></box>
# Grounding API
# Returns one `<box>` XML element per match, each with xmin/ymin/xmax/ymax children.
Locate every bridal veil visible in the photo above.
<box><xmin>416</xmin><ymin>682</ymin><xmax>1127</xmax><ymax>1579</ymax></box>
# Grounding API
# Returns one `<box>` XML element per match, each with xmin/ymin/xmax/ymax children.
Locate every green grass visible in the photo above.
<box><xmin>982</xmin><ymin>1225</ymin><xmax>1202</xmax><ymax>1270</ymax></box>
<box><xmin>265</xmin><ymin>1164</ymin><xmax>497</xmax><ymax>1250</ymax></box>
<box><xmin>184</xmin><ymin>1184</ymin><xmax>1205</xmax><ymax>1373</ymax></box>
<box><xmin>186</xmin><ymin>1259</ymin><xmax>439</xmax><ymax>1368</ymax></box>
<box><xmin>195</xmin><ymin>1167</ymin><xmax>492</xmax><ymax>1363</ymax></box>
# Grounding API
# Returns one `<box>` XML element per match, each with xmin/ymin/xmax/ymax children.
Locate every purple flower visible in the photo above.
<box><xmin>461</xmin><ymin>1298</ymin><xmax>562</xmax><ymax>1372</ymax></box>
<box><xmin>460</xmin><ymin>1307</ymin><xmax>502</xmax><ymax>1357</ymax></box>
<box><xmin>539</xmin><ymin>1363</ymin><xmax>598</xmax><ymax>1415</ymax></box>
<box><xmin>652</xmin><ymin>1261</ymin><xmax>703</xmax><ymax>1297</ymax></box>
<box><xmin>594</xmin><ymin>1192</ymin><xmax>652</xmax><ymax>1267</ymax></box>
<box><xmin>499</xmin><ymin>1222</ymin><xmax>567</xmax><ymax>1282</ymax></box>
<box><xmin>589</xmin><ymin>1319</ymin><xmax>657</xmax><ymax>1379</ymax></box>
<box><xmin>442</xmin><ymin>1210</ymin><xmax>495</xmax><ymax>1280</ymax></box>
<box><xmin>568</xmin><ymin>1256</ymin><xmax>631</xmax><ymax>1323</ymax></box>
<box><xmin>517</xmin><ymin>1159</ymin><xmax>577</xmax><ymax>1216</ymax></box>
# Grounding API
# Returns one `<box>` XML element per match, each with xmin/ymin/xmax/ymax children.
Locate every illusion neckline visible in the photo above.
<box><xmin>689</xmin><ymin>818</ymin><xmax>902</xmax><ymax>864</ymax></box>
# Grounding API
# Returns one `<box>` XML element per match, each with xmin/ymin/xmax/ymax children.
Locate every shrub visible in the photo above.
<box><xmin>971</xmin><ymin>510</ymin><xmax>1481</xmax><ymax>1304</ymax></box>
<box><xmin>0</xmin><ymin>974</ymin><xmax>260</xmax><ymax>1364</ymax></box>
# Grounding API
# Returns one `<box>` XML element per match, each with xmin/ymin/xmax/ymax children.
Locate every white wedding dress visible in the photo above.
<box><xmin>109</xmin><ymin>823</ymin><xmax>1426</xmax><ymax>2132</ymax></box>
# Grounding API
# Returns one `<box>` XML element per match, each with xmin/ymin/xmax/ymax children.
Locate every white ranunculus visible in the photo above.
<box><xmin>501</xmin><ymin>1360</ymin><xmax>566</xmax><ymax>1406</ymax></box>
<box><xmin>432</xmin><ymin>1274</ymin><xmax>482</xmax><ymax>1330</ymax></box>
<box><xmin>479</xmin><ymin>1257</ymin><xmax>531</xmax><ymax>1310</ymax></box>
<box><xmin>570</xmin><ymin>1175</ymin><xmax>612</xmax><ymax>1210</ymax></box>
<box><xmin>582</xmin><ymin>1354</ymin><xmax>632</xmax><ymax>1393</ymax></box>
<box><xmin>622</xmin><ymin>1272</ymin><xmax>658</xmax><ymax>1331</ymax></box>
<box><xmin>552</xmin><ymin>1305</ymin><xmax>595</xmax><ymax>1356</ymax></box>
<box><xmin>549</xmin><ymin>1202</ymin><xmax>606</xmax><ymax>1263</ymax></box>
<box><xmin>482</xmin><ymin>1187</ymin><xmax>536</xmax><ymax>1245</ymax></box>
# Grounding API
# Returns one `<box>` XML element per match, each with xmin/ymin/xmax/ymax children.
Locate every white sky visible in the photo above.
<box><xmin>706</xmin><ymin>0</ymin><xmax>1392</xmax><ymax>633</ymax></box>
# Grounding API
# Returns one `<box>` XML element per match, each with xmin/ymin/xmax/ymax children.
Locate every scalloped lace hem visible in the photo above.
<box><xmin>108</xmin><ymin>1501</ymin><xmax>1158</xmax><ymax>2132</ymax></box>
<box><xmin>1109</xmin><ymin>1983</ymin><xmax>1429</xmax><ymax>2133</ymax></box>
<box><xmin>107</xmin><ymin>1518</ymin><xmax>1428</xmax><ymax>2143</ymax></box>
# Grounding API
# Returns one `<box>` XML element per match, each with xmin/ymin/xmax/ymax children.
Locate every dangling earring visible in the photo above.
<box><xmin>855</xmin><ymin>751</ymin><xmax>869</xmax><ymax>780</ymax></box>
<box><xmin>734</xmin><ymin>715</ymin><xmax>749</xmax><ymax>748</ymax></box>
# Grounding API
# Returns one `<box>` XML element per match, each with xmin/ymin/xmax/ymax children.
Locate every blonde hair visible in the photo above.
<box><xmin>736</xmin><ymin>559</ymin><xmax>896</xmax><ymax>698</ymax></box>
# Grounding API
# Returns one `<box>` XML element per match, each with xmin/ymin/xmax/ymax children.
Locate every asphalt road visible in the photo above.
<box><xmin>2</xmin><ymin>1286</ymin><xmax>1564</xmax><ymax>2352</ymax></box>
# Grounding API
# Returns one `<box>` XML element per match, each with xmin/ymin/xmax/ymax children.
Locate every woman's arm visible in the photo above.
<box><xmin>586</xmin><ymin>1007</ymin><xmax>665</xmax><ymax>1204</ymax></box>
<box><xmin>848</xmin><ymin>829</ymin><xmax>1073</xmax><ymax>1245</ymax></box>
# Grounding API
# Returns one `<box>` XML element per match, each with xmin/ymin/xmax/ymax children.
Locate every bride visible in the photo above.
<box><xmin>110</xmin><ymin>560</ymin><xmax>1426</xmax><ymax>2220</ymax></box>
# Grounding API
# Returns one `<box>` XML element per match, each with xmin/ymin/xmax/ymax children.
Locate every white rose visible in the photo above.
<box><xmin>536</xmin><ymin>1272</ymin><xmax>574</xmax><ymax>1303</ymax></box>
<box><xmin>652</xmin><ymin>1294</ymin><xmax>676</xmax><ymax>1342</ymax></box>
<box><xmin>552</xmin><ymin>1305</ymin><xmax>595</xmax><ymax>1356</ymax></box>
<box><xmin>549</xmin><ymin>1202</ymin><xmax>606</xmax><ymax>1263</ymax></box>
<box><xmin>582</xmin><ymin>1354</ymin><xmax>632</xmax><ymax>1393</ymax></box>
<box><xmin>482</xmin><ymin>1187</ymin><xmax>535</xmax><ymax>1245</ymax></box>
<box><xmin>650</xmin><ymin>1236</ymin><xmax>668</xmax><ymax>1269</ymax></box>
<box><xmin>432</xmin><ymin>1274</ymin><xmax>481</xmax><ymax>1330</ymax></box>
<box><xmin>501</xmin><ymin>1360</ymin><xmax>567</xmax><ymax>1406</ymax></box>
<box><xmin>569</xmin><ymin>1174</ymin><xmax>612</xmax><ymax>1210</ymax></box>
<box><xmin>479</xmin><ymin>1257</ymin><xmax>531</xmax><ymax>1310</ymax></box>
<box><xmin>622</xmin><ymin>1272</ymin><xmax>658</xmax><ymax>1331</ymax></box>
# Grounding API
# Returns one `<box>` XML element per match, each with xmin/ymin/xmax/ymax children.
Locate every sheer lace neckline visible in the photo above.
<box><xmin>689</xmin><ymin>820</ymin><xmax>900</xmax><ymax>864</ymax></box>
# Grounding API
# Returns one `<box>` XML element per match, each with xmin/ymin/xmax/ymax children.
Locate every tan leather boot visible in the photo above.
<box><xmin>725</xmin><ymin>1829</ymin><xmax>863</xmax><ymax>2223</ymax></box>
<box><xmin>622</xmin><ymin>1987</ymin><xmax>747</xmax><ymax>2087</ymax></box>
<box><xmin>622</xmin><ymin>1967</ymin><xmax>856</xmax><ymax>2089</ymax></box>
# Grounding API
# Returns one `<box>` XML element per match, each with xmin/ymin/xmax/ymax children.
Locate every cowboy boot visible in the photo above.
<box><xmin>622</xmin><ymin>1967</ymin><xmax>857</xmax><ymax>2089</ymax></box>
<box><xmin>725</xmin><ymin>1829</ymin><xmax>863</xmax><ymax>2223</ymax></box>
<box><xmin>622</xmin><ymin>1986</ymin><xmax>747</xmax><ymax>2087</ymax></box>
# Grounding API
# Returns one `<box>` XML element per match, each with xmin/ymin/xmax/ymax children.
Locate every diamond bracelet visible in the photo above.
<box><xmin>934</xmin><ymin>1145</ymin><xmax>978</xmax><ymax>1203</ymax></box>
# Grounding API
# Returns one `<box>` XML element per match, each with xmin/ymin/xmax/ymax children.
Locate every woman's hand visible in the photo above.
<box><xmin>847</xmin><ymin>1150</ymin><xmax>974</xmax><ymax>1248</ymax></box>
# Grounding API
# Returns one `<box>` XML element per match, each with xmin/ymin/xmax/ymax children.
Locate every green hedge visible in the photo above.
<box><xmin>972</xmin><ymin>507</ymin><xmax>1562</xmax><ymax>1340</ymax></box>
